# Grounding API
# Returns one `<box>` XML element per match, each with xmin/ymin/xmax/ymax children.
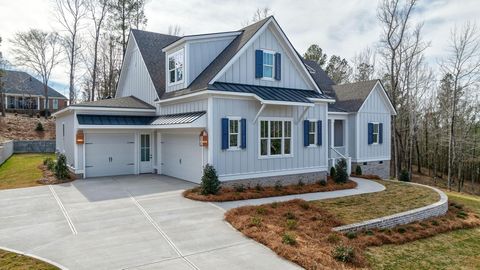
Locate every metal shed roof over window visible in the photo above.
<box><xmin>150</xmin><ymin>111</ymin><xmax>206</xmax><ymax>125</ymax></box>
<box><xmin>76</xmin><ymin>111</ymin><xmax>206</xmax><ymax>127</ymax></box>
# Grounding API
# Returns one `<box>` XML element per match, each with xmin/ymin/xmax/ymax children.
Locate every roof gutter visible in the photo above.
<box><xmin>52</xmin><ymin>106</ymin><xmax>156</xmax><ymax>117</ymax></box>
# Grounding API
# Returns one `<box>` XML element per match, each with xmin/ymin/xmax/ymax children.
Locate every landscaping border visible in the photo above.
<box><xmin>333</xmin><ymin>181</ymin><xmax>448</xmax><ymax>232</ymax></box>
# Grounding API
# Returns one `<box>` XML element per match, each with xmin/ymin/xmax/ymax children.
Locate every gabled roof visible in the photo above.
<box><xmin>162</xmin><ymin>17</ymin><xmax>271</xmax><ymax>99</ymax></box>
<box><xmin>74</xmin><ymin>96</ymin><xmax>155</xmax><ymax>110</ymax></box>
<box><xmin>2</xmin><ymin>70</ymin><xmax>66</xmax><ymax>98</ymax></box>
<box><xmin>332</xmin><ymin>80</ymin><xmax>379</xmax><ymax>112</ymax></box>
<box><xmin>302</xmin><ymin>59</ymin><xmax>335</xmax><ymax>97</ymax></box>
<box><xmin>130</xmin><ymin>29</ymin><xmax>181</xmax><ymax>98</ymax></box>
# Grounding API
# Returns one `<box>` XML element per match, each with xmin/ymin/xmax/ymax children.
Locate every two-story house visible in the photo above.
<box><xmin>53</xmin><ymin>16</ymin><xmax>395</xmax><ymax>184</ymax></box>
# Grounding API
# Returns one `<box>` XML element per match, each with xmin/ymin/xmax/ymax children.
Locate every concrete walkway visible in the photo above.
<box><xmin>214</xmin><ymin>177</ymin><xmax>386</xmax><ymax>210</ymax></box>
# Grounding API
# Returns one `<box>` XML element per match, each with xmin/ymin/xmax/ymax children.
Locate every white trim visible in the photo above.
<box><xmin>328</xmin><ymin>111</ymin><xmax>351</xmax><ymax>115</ymax></box>
<box><xmin>219</xmin><ymin>166</ymin><xmax>328</xmax><ymax>181</ymax></box>
<box><xmin>207</xmin><ymin>96</ymin><xmax>214</xmax><ymax>164</ymax></box>
<box><xmin>52</xmin><ymin>106</ymin><xmax>156</xmax><ymax>117</ymax></box>
<box><xmin>4</xmin><ymin>93</ymin><xmax>66</xmax><ymax>99</ymax></box>
<box><xmin>162</xmin><ymin>31</ymin><xmax>242</xmax><ymax>52</ymax></box>
<box><xmin>253</xmin><ymin>103</ymin><xmax>266</xmax><ymax>123</ymax></box>
<box><xmin>357</xmin><ymin>81</ymin><xmax>396</xmax><ymax>115</ymax></box>
<box><xmin>258</xmin><ymin>117</ymin><xmax>293</xmax><ymax>158</ymax></box>
<box><xmin>226</xmin><ymin>116</ymin><xmax>241</xmax><ymax>150</ymax></box>
<box><xmin>351</xmin><ymin>157</ymin><xmax>391</xmax><ymax>163</ymax></box>
<box><xmin>167</xmin><ymin>48</ymin><xmax>185</xmax><ymax>86</ymax></box>
<box><xmin>260</xmin><ymin>49</ymin><xmax>276</xmax><ymax>80</ymax></box>
<box><xmin>371</xmin><ymin>122</ymin><xmax>380</xmax><ymax>145</ymax></box>
<box><xmin>307</xmin><ymin>119</ymin><xmax>317</xmax><ymax>146</ymax></box>
<box><xmin>309</xmin><ymin>98</ymin><xmax>336</xmax><ymax>103</ymax></box>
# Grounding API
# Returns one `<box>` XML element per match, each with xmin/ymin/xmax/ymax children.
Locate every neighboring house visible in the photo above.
<box><xmin>2</xmin><ymin>70</ymin><xmax>68</xmax><ymax>113</ymax></box>
<box><xmin>54</xmin><ymin>16</ymin><xmax>395</xmax><ymax>183</ymax></box>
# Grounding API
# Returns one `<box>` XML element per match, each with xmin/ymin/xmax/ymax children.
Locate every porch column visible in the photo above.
<box><xmin>345</xmin><ymin>118</ymin><xmax>349</xmax><ymax>156</ymax></box>
<box><xmin>330</xmin><ymin>119</ymin><xmax>334</xmax><ymax>149</ymax></box>
<box><xmin>37</xmin><ymin>97</ymin><xmax>40</xmax><ymax>110</ymax></box>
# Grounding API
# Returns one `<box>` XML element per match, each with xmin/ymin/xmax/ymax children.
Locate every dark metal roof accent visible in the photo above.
<box><xmin>74</xmin><ymin>96</ymin><xmax>155</xmax><ymax>109</ymax></box>
<box><xmin>77</xmin><ymin>114</ymin><xmax>156</xmax><ymax>125</ymax></box>
<box><xmin>150</xmin><ymin>111</ymin><xmax>206</xmax><ymax>125</ymax></box>
<box><xmin>2</xmin><ymin>70</ymin><xmax>67</xmax><ymax>98</ymax></box>
<box><xmin>209</xmin><ymin>82</ymin><xmax>332</xmax><ymax>104</ymax></box>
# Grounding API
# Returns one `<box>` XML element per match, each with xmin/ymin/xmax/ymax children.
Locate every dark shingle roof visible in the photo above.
<box><xmin>161</xmin><ymin>17</ymin><xmax>271</xmax><ymax>99</ymax></box>
<box><xmin>302</xmin><ymin>59</ymin><xmax>336</xmax><ymax>98</ymax></box>
<box><xmin>210</xmin><ymin>82</ymin><xmax>331</xmax><ymax>104</ymax></box>
<box><xmin>131</xmin><ymin>29</ymin><xmax>181</xmax><ymax>98</ymax></box>
<box><xmin>74</xmin><ymin>96</ymin><xmax>155</xmax><ymax>109</ymax></box>
<box><xmin>77</xmin><ymin>114</ymin><xmax>156</xmax><ymax>125</ymax></box>
<box><xmin>332</xmin><ymin>80</ymin><xmax>379</xmax><ymax>112</ymax></box>
<box><xmin>2</xmin><ymin>70</ymin><xmax>66</xmax><ymax>98</ymax></box>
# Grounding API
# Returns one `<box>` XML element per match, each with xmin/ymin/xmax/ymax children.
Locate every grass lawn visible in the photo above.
<box><xmin>0</xmin><ymin>153</ymin><xmax>54</xmax><ymax>190</ymax></box>
<box><xmin>0</xmin><ymin>249</ymin><xmax>59</xmax><ymax>270</ymax></box>
<box><xmin>366</xmin><ymin>191</ymin><xmax>480</xmax><ymax>270</ymax></box>
<box><xmin>312</xmin><ymin>180</ymin><xmax>440</xmax><ymax>224</ymax></box>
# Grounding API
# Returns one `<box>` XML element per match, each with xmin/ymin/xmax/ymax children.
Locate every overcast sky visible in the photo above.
<box><xmin>1</xmin><ymin>0</ymin><xmax>479</xmax><ymax>97</ymax></box>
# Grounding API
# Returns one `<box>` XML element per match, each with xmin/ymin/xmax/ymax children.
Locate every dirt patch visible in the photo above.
<box><xmin>0</xmin><ymin>113</ymin><xmax>55</xmax><ymax>141</ymax></box>
<box><xmin>37</xmin><ymin>164</ymin><xmax>75</xmax><ymax>185</ymax></box>
<box><xmin>225</xmin><ymin>199</ymin><xmax>480</xmax><ymax>269</ymax></box>
<box><xmin>351</xmin><ymin>173</ymin><xmax>382</xmax><ymax>180</ymax></box>
<box><xmin>184</xmin><ymin>178</ymin><xmax>357</xmax><ymax>202</ymax></box>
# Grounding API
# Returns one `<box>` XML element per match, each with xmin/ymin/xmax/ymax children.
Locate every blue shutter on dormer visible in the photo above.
<box><xmin>317</xmin><ymin>120</ymin><xmax>322</xmax><ymax>146</ymax></box>
<box><xmin>274</xmin><ymin>53</ymin><xmax>281</xmax><ymax>80</ymax></box>
<box><xmin>368</xmin><ymin>123</ymin><xmax>373</xmax><ymax>145</ymax></box>
<box><xmin>221</xmin><ymin>118</ymin><xmax>229</xmax><ymax>150</ymax></box>
<box><xmin>255</xmin><ymin>50</ymin><xmax>263</xmax><ymax>78</ymax></box>
<box><xmin>240</xmin><ymin>118</ymin><xmax>247</xmax><ymax>149</ymax></box>
<box><xmin>379</xmin><ymin>123</ymin><xmax>383</xmax><ymax>144</ymax></box>
<box><xmin>304</xmin><ymin>120</ymin><xmax>309</xmax><ymax>147</ymax></box>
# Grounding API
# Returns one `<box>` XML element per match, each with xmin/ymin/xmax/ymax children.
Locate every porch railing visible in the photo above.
<box><xmin>329</xmin><ymin>147</ymin><xmax>351</xmax><ymax>175</ymax></box>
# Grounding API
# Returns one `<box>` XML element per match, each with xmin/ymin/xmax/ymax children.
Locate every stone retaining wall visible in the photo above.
<box><xmin>333</xmin><ymin>182</ymin><xmax>448</xmax><ymax>232</ymax></box>
<box><xmin>0</xmin><ymin>140</ymin><xmax>14</xmax><ymax>166</ymax></box>
<box><xmin>221</xmin><ymin>171</ymin><xmax>328</xmax><ymax>188</ymax></box>
<box><xmin>13</xmin><ymin>140</ymin><xmax>56</xmax><ymax>153</ymax></box>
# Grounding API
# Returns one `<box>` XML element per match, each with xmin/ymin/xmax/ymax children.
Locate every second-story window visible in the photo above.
<box><xmin>168</xmin><ymin>49</ymin><xmax>184</xmax><ymax>84</ymax></box>
<box><xmin>262</xmin><ymin>51</ymin><xmax>274</xmax><ymax>78</ymax></box>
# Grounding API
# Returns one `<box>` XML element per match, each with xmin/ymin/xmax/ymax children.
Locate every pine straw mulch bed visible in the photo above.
<box><xmin>36</xmin><ymin>165</ymin><xmax>76</xmax><ymax>185</ymax></box>
<box><xmin>350</xmin><ymin>173</ymin><xmax>383</xmax><ymax>180</ymax></box>
<box><xmin>183</xmin><ymin>178</ymin><xmax>357</xmax><ymax>202</ymax></box>
<box><xmin>225</xmin><ymin>199</ymin><xmax>480</xmax><ymax>270</ymax></box>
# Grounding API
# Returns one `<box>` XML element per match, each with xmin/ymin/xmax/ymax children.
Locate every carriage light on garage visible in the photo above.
<box><xmin>76</xmin><ymin>131</ymin><xmax>84</xmax><ymax>144</ymax></box>
<box><xmin>199</xmin><ymin>130</ymin><xmax>208</xmax><ymax>146</ymax></box>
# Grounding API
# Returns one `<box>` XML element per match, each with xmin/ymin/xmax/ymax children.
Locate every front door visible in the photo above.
<box><xmin>139</xmin><ymin>133</ymin><xmax>153</xmax><ymax>173</ymax></box>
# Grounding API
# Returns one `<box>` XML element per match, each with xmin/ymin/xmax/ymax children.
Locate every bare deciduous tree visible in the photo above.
<box><xmin>168</xmin><ymin>25</ymin><xmax>182</xmax><ymax>36</ymax></box>
<box><xmin>10</xmin><ymin>30</ymin><xmax>63</xmax><ymax>118</ymax></box>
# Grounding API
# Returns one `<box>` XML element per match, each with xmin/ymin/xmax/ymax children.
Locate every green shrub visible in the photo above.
<box><xmin>327</xmin><ymin>233</ymin><xmax>341</xmax><ymax>244</ymax></box>
<box><xmin>457</xmin><ymin>211</ymin><xmax>468</xmax><ymax>219</ymax></box>
<box><xmin>43</xmin><ymin>157</ymin><xmax>55</xmax><ymax>171</ymax></box>
<box><xmin>274</xmin><ymin>181</ymin><xmax>283</xmax><ymax>191</ymax></box>
<box><xmin>346</xmin><ymin>231</ymin><xmax>357</xmax><ymax>239</ymax></box>
<box><xmin>270</xmin><ymin>202</ymin><xmax>278</xmax><ymax>209</ymax></box>
<box><xmin>397</xmin><ymin>227</ymin><xmax>407</xmax><ymax>234</ymax></box>
<box><xmin>35</xmin><ymin>122</ymin><xmax>44</xmax><ymax>131</ymax></box>
<box><xmin>334</xmin><ymin>159</ymin><xmax>348</xmax><ymax>184</ymax></box>
<box><xmin>399</xmin><ymin>169</ymin><xmax>410</xmax><ymax>182</ymax></box>
<box><xmin>200</xmin><ymin>164</ymin><xmax>221</xmax><ymax>195</ymax></box>
<box><xmin>317</xmin><ymin>179</ymin><xmax>327</xmax><ymax>186</ymax></box>
<box><xmin>233</xmin><ymin>183</ymin><xmax>246</xmax><ymax>192</ymax></box>
<box><xmin>55</xmin><ymin>154</ymin><xmax>69</xmax><ymax>179</ymax></box>
<box><xmin>355</xmin><ymin>165</ymin><xmax>362</xmax><ymax>175</ymax></box>
<box><xmin>365</xmin><ymin>230</ymin><xmax>374</xmax><ymax>236</ymax></box>
<box><xmin>284</xmin><ymin>211</ymin><xmax>296</xmax><ymax>220</ymax></box>
<box><xmin>286</xmin><ymin>219</ymin><xmax>298</xmax><ymax>230</ymax></box>
<box><xmin>332</xmin><ymin>245</ymin><xmax>355</xmax><ymax>263</ymax></box>
<box><xmin>330</xmin><ymin>166</ymin><xmax>336</xmax><ymax>178</ymax></box>
<box><xmin>250</xmin><ymin>216</ymin><xmax>262</xmax><ymax>226</ymax></box>
<box><xmin>256</xmin><ymin>207</ymin><xmax>266</xmax><ymax>215</ymax></box>
<box><xmin>431</xmin><ymin>220</ymin><xmax>440</xmax><ymax>226</ymax></box>
<box><xmin>282</xmin><ymin>232</ymin><xmax>297</xmax><ymax>245</ymax></box>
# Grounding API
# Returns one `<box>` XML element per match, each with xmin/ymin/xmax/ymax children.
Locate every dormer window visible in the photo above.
<box><xmin>262</xmin><ymin>51</ymin><xmax>275</xmax><ymax>78</ymax></box>
<box><xmin>168</xmin><ymin>49</ymin><xmax>184</xmax><ymax>85</ymax></box>
<box><xmin>255</xmin><ymin>49</ymin><xmax>281</xmax><ymax>80</ymax></box>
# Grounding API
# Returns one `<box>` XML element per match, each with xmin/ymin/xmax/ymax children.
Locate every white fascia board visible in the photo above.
<box><xmin>162</xmin><ymin>31</ymin><xmax>242</xmax><ymax>52</ymax></box>
<box><xmin>5</xmin><ymin>93</ymin><xmax>66</xmax><ymax>99</ymax></box>
<box><xmin>308</xmin><ymin>98</ymin><xmax>336</xmax><ymax>103</ymax></box>
<box><xmin>53</xmin><ymin>106</ymin><xmax>156</xmax><ymax>117</ymax></box>
<box><xmin>328</xmin><ymin>111</ymin><xmax>351</xmax><ymax>115</ymax></box>
<box><xmin>357</xmin><ymin>80</ymin><xmax>397</xmax><ymax>115</ymax></box>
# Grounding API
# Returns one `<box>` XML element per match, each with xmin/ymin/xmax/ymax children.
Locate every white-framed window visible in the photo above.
<box><xmin>262</xmin><ymin>50</ymin><xmax>275</xmax><ymax>79</ymax></box>
<box><xmin>228</xmin><ymin>118</ymin><xmax>241</xmax><ymax>149</ymax></box>
<box><xmin>52</xmin><ymin>99</ymin><xmax>58</xmax><ymax>110</ymax></box>
<box><xmin>259</xmin><ymin>118</ymin><xmax>292</xmax><ymax>157</ymax></box>
<box><xmin>308</xmin><ymin>121</ymin><xmax>316</xmax><ymax>146</ymax></box>
<box><xmin>372</xmin><ymin>123</ymin><xmax>380</xmax><ymax>144</ymax></box>
<box><xmin>168</xmin><ymin>49</ymin><xmax>184</xmax><ymax>85</ymax></box>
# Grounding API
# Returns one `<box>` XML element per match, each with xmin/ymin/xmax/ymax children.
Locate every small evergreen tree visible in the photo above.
<box><xmin>334</xmin><ymin>159</ymin><xmax>348</xmax><ymax>183</ymax></box>
<box><xmin>330</xmin><ymin>166</ymin><xmax>336</xmax><ymax>178</ymax></box>
<box><xmin>55</xmin><ymin>154</ymin><xmax>69</xmax><ymax>179</ymax></box>
<box><xmin>399</xmin><ymin>169</ymin><xmax>410</xmax><ymax>182</ymax></box>
<box><xmin>200</xmin><ymin>164</ymin><xmax>220</xmax><ymax>195</ymax></box>
<box><xmin>355</xmin><ymin>165</ymin><xmax>362</xmax><ymax>175</ymax></box>
<box><xmin>35</xmin><ymin>122</ymin><xmax>44</xmax><ymax>131</ymax></box>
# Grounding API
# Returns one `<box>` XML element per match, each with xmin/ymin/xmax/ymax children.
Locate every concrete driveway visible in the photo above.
<box><xmin>0</xmin><ymin>175</ymin><xmax>300</xmax><ymax>270</ymax></box>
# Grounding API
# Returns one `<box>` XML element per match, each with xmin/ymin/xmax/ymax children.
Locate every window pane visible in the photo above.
<box><xmin>263</xmin><ymin>66</ymin><xmax>273</xmax><ymax>78</ymax></box>
<box><xmin>309</xmin><ymin>134</ymin><xmax>315</xmax><ymax>145</ymax></box>
<box><xmin>271</xmin><ymin>139</ymin><xmax>282</xmax><ymax>155</ymax></box>
<box><xmin>309</xmin><ymin>122</ymin><xmax>316</xmax><ymax>133</ymax></box>
<box><xmin>373</xmin><ymin>134</ymin><xmax>378</xmax><ymax>143</ymax></box>
<box><xmin>284</xmin><ymin>138</ymin><xmax>291</xmax><ymax>154</ymax></box>
<box><xmin>263</xmin><ymin>52</ymin><xmax>273</xmax><ymax>65</ymax></box>
<box><xmin>141</xmin><ymin>148</ymin><xmax>146</xmax><ymax>162</ymax></box>
<box><xmin>230</xmin><ymin>134</ymin><xmax>238</xmax><ymax>147</ymax></box>
<box><xmin>261</xmin><ymin>139</ymin><xmax>268</xmax><ymax>155</ymax></box>
<box><xmin>145</xmin><ymin>135</ymin><xmax>150</xmax><ymax>147</ymax></box>
<box><xmin>177</xmin><ymin>67</ymin><xmax>183</xmax><ymax>81</ymax></box>
<box><xmin>145</xmin><ymin>148</ymin><xmax>150</xmax><ymax>161</ymax></box>
<box><xmin>285</xmin><ymin>121</ymin><xmax>291</xmax><ymax>137</ymax></box>
<box><xmin>261</xmin><ymin>121</ymin><xmax>267</xmax><ymax>137</ymax></box>
<box><xmin>170</xmin><ymin>70</ymin><xmax>175</xmax><ymax>83</ymax></box>
<box><xmin>169</xmin><ymin>58</ymin><xmax>175</xmax><ymax>70</ymax></box>
<box><xmin>373</xmin><ymin>124</ymin><xmax>379</xmax><ymax>133</ymax></box>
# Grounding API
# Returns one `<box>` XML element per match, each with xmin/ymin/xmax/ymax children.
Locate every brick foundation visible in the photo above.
<box><xmin>221</xmin><ymin>171</ymin><xmax>327</xmax><ymax>188</ymax></box>
<box><xmin>352</xmin><ymin>160</ymin><xmax>390</xmax><ymax>179</ymax></box>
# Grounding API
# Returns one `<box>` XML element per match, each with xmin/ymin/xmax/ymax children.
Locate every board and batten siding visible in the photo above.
<box><xmin>216</xmin><ymin>26</ymin><xmax>310</xmax><ymax>90</ymax></box>
<box><xmin>210</xmin><ymin>97</ymin><xmax>328</xmax><ymax>179</ymax></box>
<box><xmin>356</xmin><ymin>84</ymin><xmax>392</xmax><ymax>161</ymax></box>
<box><xmin>55</xmin><ymin>112</ymin><xmax>76</xmax><ymax>169</ymax></box>
<box><xmin>157</xmin><ymin>98</ymin><xmax>208</xmax><ymax>115</ymax></box>
<box><xmin>116</xmin><ymin>37</ymin><xmax>158</xmax><ymax>105</ymax></box>
<box><xmin>187</xmin><ymin>37</ymin><xmax>235</xmax><ymax>86</ymax></box>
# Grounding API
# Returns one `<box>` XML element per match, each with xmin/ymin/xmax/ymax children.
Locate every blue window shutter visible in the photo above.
<box><xmin>255</xmin><ymin>50</ymin><xmax>263</xmax><ymax>78</ymax></box>
<box><xmin>368</xmin><ymin>123</ymin><xmax>373</xmax><ymax>145</ymax></box>
<box><xmin>317</xmin><ymin>120</ymin><xmax>322</xmax><ymax>146</ymax></box>
<box><xmin>303</xmin><ymin>120</ymin><xmax>309</xmax><ymax>147</ymax></box>
<box><xmin>240</xmin><ymin>118</ymin><xmax>247</xmax><ymax>149</ymax></box>
<box><xmin>379</xmin><ymin>123</ymin><xmax>383</xmax><ymax>144</ymax></box>
<box><xmin>221</xmin><ymin>118</ymin><xmax>229</xmax><ymax>150</ymax></box>
<box><xmin>274</xmin><ymin>53</ymin><xmax>281</xmax><ymax>80</ymax></box>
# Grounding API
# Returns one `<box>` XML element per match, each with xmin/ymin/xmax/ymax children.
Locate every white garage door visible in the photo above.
<box><xmin>85</xmin><ymin>133</ymin><xmax>135</xmax><ymax>178</ymax></box>
<box><xmin>161</xmin><ymin>133</ymin><xmax>203</xmax><ymax>183</ymax></box>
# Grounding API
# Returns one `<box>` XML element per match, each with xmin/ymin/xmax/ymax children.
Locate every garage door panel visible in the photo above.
<box><xmin>162</xmin><ymin>133</ymin><xmax>202</xmax><ymax>183</ymax></box>
<box><xmin>85</xmin><ymin>133</ymin><xmax>135</xmax><ymax>178</ymax></box>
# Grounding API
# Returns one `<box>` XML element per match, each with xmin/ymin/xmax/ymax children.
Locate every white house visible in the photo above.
<box><xmin>54</xmin><ymin>16</ymin><xmax>395</xmax><ymax>184</ymax></box>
